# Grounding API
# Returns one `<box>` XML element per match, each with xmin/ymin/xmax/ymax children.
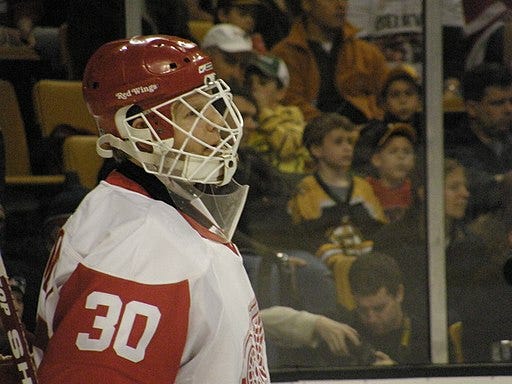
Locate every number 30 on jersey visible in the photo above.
<box><xmin>75</xmin><ymin>291</ymin><xmax>161</xmax><ymax>363</ymax></box>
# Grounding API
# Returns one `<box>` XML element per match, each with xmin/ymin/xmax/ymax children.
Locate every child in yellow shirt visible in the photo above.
<box><xmin>246</xmin><ymin>53</ymin><xmax>311</xmax><ymax>174</ymax></box>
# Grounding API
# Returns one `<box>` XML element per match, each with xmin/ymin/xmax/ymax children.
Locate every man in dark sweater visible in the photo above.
<box><xmin>445</xmin><ymin>62</ymin><xmax>512</xmax><ymax>219</ymax></box>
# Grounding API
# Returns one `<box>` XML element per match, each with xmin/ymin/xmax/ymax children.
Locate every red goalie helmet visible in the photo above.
<box><xmin>83</xmin><ymin>35</ymin><xmax>243</xmax><ymax>186</ymax></box>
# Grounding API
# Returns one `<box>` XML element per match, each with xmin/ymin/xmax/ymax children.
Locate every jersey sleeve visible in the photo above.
<box><xmin>37</xmin><ymin>263</ymin><xmax>190</xmax><ymax>384</ymax></box>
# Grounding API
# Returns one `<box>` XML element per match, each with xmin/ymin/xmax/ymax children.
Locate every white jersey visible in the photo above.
<box><xmin>35</xmin><ymin>170</ymin><xmax>270</xmax><ymax>384</ymax></box>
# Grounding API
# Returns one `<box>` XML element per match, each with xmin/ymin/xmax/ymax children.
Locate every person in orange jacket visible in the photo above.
<box><xmin>271</xmin><ymin>0</ymin><xmax>389</xmax><ymax>124</ymax></box>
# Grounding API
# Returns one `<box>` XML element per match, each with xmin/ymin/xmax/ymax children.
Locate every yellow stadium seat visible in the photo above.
<box><xmin>327</xmin><ymin>255</ymin><xmax>357</xmax><ymax>311</ymax></box>
<box><xmin>62</xmin><ymin>135</ymin><xmax>103</xmax><ymax>190</ymax></box>
<box><xmin>448</xmin><ymin>321</ymin><xmax>464</xmax><ymax>363</ymax></box>
<box><xmin>0</xmin><ymin>79</ymin><xmax>64</xmax><ymax>185</ymax></box>
<box><xmin>188</xmin><ymin>19</ymin><xmax>214</xmax><ymax>43</ymax></box>
<box><xmin>32</xmin><ymin>79</ymin><xmax>97</xmax><ymax>138</ymax></box>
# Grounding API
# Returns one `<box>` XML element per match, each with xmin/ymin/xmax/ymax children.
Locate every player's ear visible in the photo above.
<box><xmin>310</xmin><ymin>143</ymin><xmax>322</xmax><ymax>160</ymax></box>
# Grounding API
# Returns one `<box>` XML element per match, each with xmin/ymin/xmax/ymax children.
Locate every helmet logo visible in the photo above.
<box><xmin>198</xmin><ymin>62</ymin><xmax>214</xmax><ymax>74</ymax></box>
<box><xmin>115</xmin><ymin>84</ymin><xmax>159</xmax><ymax>100</ymax></box>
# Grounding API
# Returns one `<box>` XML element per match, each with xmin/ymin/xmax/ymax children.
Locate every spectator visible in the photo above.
<box><xmin>377</xmin><ymin>66</ymin><xmax>425</xmax><ymax>185</ymax></box>
<box><xmin>343</xmin><ymin>251</ymin><xmax>430</xmax><ymax>364</ymax></box>
<box><xmin>460</xmin><ymin>193</ymin><xmax>512</xmax><ymax>363</ymax></box>
<box><xmin>379</xmin><ymin>65</ymin><xmax>424</xmax><ymax>141</ymax></box>
<box><xmin>363</xmin><ymin>122</ymin><xmax>417</xmax><ymax>223</ymax></box>
<box><xmin>0</xmin><ymin>0</ymin><xmax>72</xmax><ymax>78</ymax></box>
<box><xmin>200</xmin><ymin>0</ymin><xmax>265</xmax><ymax>52</ymax></box>
<box><xmin>201</xmin><ymin>23</ymin><xmax>255</xmax><ymax>88</ymax></box>
<box><xmin>441</xmin><ymin>158</ymin><xmax>508</xmax><ymax>362</ymax></box>
<box><xmin>370</xmin><ymin>185</ymin><xmax>429</xmax><ymax>332</ymax></box>
<box><xmin>260</xmin><ymin>305</ymin><xmax>395</xmax><ymax>367</ymax></box>
<box><xmin>277</xmin><ymin>252</ymin><xmax>429</xmax><ymax>366</ymax></box>
<box><xmin>230</xmin><ymin>89</ymin><xmax>316</xmax><ymax>297</ymax></box>
<box><xmin>271</xmin><ymin>0</ymin><xmax>389</xmax><ymax>124</ymax></box>
<box><xmin>445</xmin><ymin>62</ymin><xmax>512</xmax><ymax>220</ymax></box>
<box><xmin>200</xmin><ymin>0</ymin><xmax>292</xmax><ymax>50</ymax></box>
<box><xmin>469</xmin><ymin>172</ymin><xmax>512</xmax><ymax>270</ymax></box>
<box><xmin>34</xmin><ymin>35</ymin><xmax>270</xmax><ymax>383</ymax></box>
<box><xmin>230</xmin><ymin>87</ymin><xmax>295</xmax><ymax>247</ymax></box>
<box><xmin>288</xmin><ymin>112</ymin><xmax>386</xmax><ymax>255</ymax></box>
<box><xmin>353</xmin><ymin>66</ymin><xmax>424</xmax><ymax>176</ymax></box>
<box><xmin>0</xmin><ymin>1</ymin><xmax>41</xmax><ymax>47</ymax></box>
<box><xmin>444</xmin><ymin>158</ymin><xmax>471</xmax><ymax>244</ymax></box>
<box><xmin>443</xmin><ymin>159</ymin><xmax>494</xmax><ymax>310</ymax></box>
<box><xmin>371</xmin><ymin>158</ymin><xmax>497</xmax><ymax>362</ymax></box>
<box><xmin>245</xmin><ymin>53</ymin><xmax>310</xmax><ymax>174</ymax></box>
<box><xmin>260</xmin><ymin>305</ymin><xmax>359</xmax><ymax>357</ymax></box>
<box><xmin>229</xmin><ymin>90</ymin><xmax>339</xmax><ymax>326</ymax></box>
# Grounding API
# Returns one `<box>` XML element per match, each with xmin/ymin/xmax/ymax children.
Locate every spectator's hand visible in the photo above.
<box><xmin>314</xmin><ymin>315</ymin><xmax>360</xmax><ymax>356</ymax></box>
<box><xmin>372</xmin><ymin>350</ymin><xmax>396</xmax><ymax>365</ymax></box>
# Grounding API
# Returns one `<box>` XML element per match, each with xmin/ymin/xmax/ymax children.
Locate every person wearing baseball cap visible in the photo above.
<box><xmin>201</xmin><ymin>23</ymin><xmax>255</xmax><ymax>88</ymax></box>
<box><xmin>363</xmin><ymin>121</ymin><xmax>417</xmax><ymax>223</ymax></box>
<box><xmin>245</xmin><ymin>53</ymin><xmax>311</xmax><ymax>174</ymax></box>
<box><xmin>247</xmin><ymin>53</ymin><xmax>290</xmax><ymax>88</ymax></box>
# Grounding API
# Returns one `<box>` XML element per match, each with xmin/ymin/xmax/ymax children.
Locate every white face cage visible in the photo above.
<box><xmin>97</xmin><ymin>79</ymin><xmax>243</xmax><ymax>186</ymax></box>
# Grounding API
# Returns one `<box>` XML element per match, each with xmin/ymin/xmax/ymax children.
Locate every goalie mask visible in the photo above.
<box><xmin>83</xmin><ymin>35</ymin><xmax>243</xmax><ymax>186</ymax></box>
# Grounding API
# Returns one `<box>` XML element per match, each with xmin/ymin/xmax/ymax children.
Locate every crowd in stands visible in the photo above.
<box><xmin>3</xmin><ymin>0</ymin><xmax>512</xmax><ymax>371</ymax></box>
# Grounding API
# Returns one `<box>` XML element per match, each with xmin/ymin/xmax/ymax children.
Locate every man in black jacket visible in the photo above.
<box><xmin>445</xmin><ymin>62</ymin><xmax>512</xmax><ymax>219</ymax></box>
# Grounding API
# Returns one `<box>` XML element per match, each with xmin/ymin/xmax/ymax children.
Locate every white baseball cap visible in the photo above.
<box><xmin>201</xmin><ymin>23</ymin><xmax>253</xmax><ymax>53</ymax></box>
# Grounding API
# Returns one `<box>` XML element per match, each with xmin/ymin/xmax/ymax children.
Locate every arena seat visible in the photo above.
<box><xmin>188</xmin><ymin>19</ymin><xmax>214</xmax><ymax>43</ymax></box>
<box><xmin>62</xmin><ymin>135</ymin><xmax>102</xmax><ymax>190</ymax></box>
<box><xmin>0</xmin><ymin>79</ymin><xmax>64</xmax><ymax>186</ymax></box>
<box><xmin>0</xmin><ymin>79</ymin><xmax>65</xmax><ymax>244</ymax></box>
<box><xmin>32</xmin><ymin>79</ymin><xmax>97</xmax><ymax>138</ymax></box>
